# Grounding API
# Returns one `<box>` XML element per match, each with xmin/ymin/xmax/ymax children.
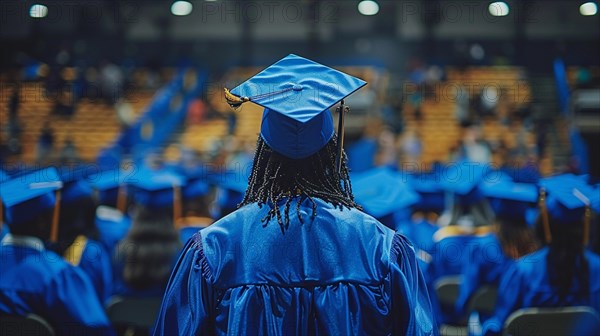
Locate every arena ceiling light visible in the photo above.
<box><xmin>171</xmin><ymin>1</ymin><xmax>193</xmax><ymax>16</ymax></box>
<box><xmin>358</xmin><ymin>0</ymin><xmax>380</xmax><ymax>16</ymax></box>
<box><xmin>29</xmin><ymin>4</ymin><xmax>48</xmax><ymax>18</ymax></box>
<box><xmin>580</xmin><ymin>2</ymin><xmax>598</xmax><ymax>16</ymax></box>
<box><xmin>488</xmin><ymin>1</ymin><xmax>510</xmax><ymax>17</ymax></box>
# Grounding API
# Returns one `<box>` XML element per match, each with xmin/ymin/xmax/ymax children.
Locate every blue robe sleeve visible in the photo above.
<box><xmin>153</xmin><ymin>233</ymin><xmax>213</xmax><ymax>336</ymax></box>
<box><xmin>481</xmin><ymin>263</ymin><xmax>523</xmax><ymax>336</ymax></box>
<box><xmin>46</xmin><ymin>265</ymin><xmax>115</xmax><ymax>336</ymax></box>
<box><xmin>455</xmin><ymin>244</ymin><xmax>485</xmax><ymax>318</ymax></box>
<box><xmin>390</xmin><ymin>233</ymin><xmax>439</xmax><ymax>335</ymax></box>
<box><xmin>80</xmin><ymin>240</ymin><xmax>113</xmax><ymax>305</ymax></box>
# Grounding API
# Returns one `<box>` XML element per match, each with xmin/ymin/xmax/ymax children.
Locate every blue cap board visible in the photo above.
<box><xmin>408</xmin><ymin>172</ymin><xmax>446</xmax><ymax>212</ymax></box>
<box><xmin>88</xmin><ymin>169</ymin><xmax>130</xmax><ymax>206</ymax></box>
<box><xmin>351</xmin><ymin>167</ymin><xmax>419</xmax><ymax>219</ymax></box>
<box><xmin>541</xmin><ymin>174</ymin><xmax>598</xmax><ymax>224</ymax></box>
<box><xmin>130</xmin><ymin>169</ymin><xmax>185</xmax><ymax>208</ymax></box>
<box><xmin>439</xmin><ymin>162</ymin><xmax>486</xmax><ymax>206</ymax></box>
<box><xmin>0</xmin><ymin>167</ymin><xmax>63</xmax><ymax>225</ymax></box>
<box><xmin>228</xmin><ymin>54</ymin><xmax>367</xmax><ymax>159</ymax></box>
<box><xmin>482</xmin><ymin>180</ymin><xmax>538</xmax><ymax>223</ymax></box>
<box><xmin>58</xmin><ymin>166</ymin><xmax>94</xmax><ymax>205</ymax></box>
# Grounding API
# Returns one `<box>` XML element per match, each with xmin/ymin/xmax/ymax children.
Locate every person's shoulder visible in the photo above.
<box><xmin>514</xmin><ymin>247</ymin><xmax>548</xmax><ymax>274</ymax></box>
<box><xmin>584</xmin><ymin>249</ymin><xmax>600</xmax><ymax>267</ymax></box>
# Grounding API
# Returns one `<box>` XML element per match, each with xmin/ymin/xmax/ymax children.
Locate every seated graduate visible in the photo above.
<box><xmin>112</xmin><ymin>170</ymin><xmax>183</xmax><ymax>297</ymax></box>
<box><xmin>0</xmin><ymin>168</ymin><xmax>114</xmax><ymax>335</ymax></box>
<box><xmin>49</xmin><ymin>167</ymin><xmax>113</xmax><ymax>304</ymax></box>
<box><xmin>176</xmin><ymin>177</ymin><xmax>213</xmax><ymax>244</ymax></box>
<box><xmin>153</xmin><ymin>54</ymin><xmax>437</xmax><ymax>335</ymax></box>
<box><xmin>481</xmin><ymin>175</ymin><xmax>600</xmax><ymax>336</ymax></box>
<box><xmin>90</xmin><ymin>169</ymin><xmax>132</xmax><ymax>255</ymax></box>
<box><xmin>454</xmin><ymin>179</ymin><xmax>540</xmax><ymax>322</ymax></box>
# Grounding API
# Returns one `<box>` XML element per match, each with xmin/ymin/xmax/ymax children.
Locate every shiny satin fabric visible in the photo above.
<box><xmin>0</xmin><ymin>242</ymin><xmax>114</xmax><ymax>335</ymax></box>
<box><xmin>154</xmin><ymin>197</ymin><xmax>438</xmax><ymax>335</ymax></box>
<box><xmin>482</xmin><ymin>247</ymin><xmax>600</xmax><ymax>335</ymax></box>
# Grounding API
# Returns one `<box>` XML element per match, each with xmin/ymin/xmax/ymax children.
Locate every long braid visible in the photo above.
<box><xmin>240</xmin><ymin>136</ymin><xmax>360</xmax><ymax>232</ymax></box>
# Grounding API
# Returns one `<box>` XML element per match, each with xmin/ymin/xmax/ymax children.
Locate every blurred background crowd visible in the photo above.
<box><xmin>0</xmin><ymin>0</ymin><xmax>599</xmax><ymax>335</ymax></box>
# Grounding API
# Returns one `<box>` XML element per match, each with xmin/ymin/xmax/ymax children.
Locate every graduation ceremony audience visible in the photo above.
<box><xmin>2</xmin><ymin>1</ymin><xmax>600</xmax><ymax>335</ymax></box>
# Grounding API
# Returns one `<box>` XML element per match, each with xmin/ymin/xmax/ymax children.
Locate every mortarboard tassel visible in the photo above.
<box><xmin>224</xmin><ymin>88</ymin><xmax>249</xmax><ymax>109</ymax></box>
<box><xmin>336</xmin><ymin>100</ymin><xmax>349</xmax><ymax>174</ymax></box>
<box><xmin>116</xmin><ymin>185</ymin><xmax>127</xmax><ymax>214</ymax></box>
<box><xmin>50</xmin><ymin>190</ymin><xmax>61</xmax><ymax>243</ymax></box>
<box><xmin>173</xmin><ymin>184</ymin><xmax>182</xmax><ymax>227</ymax></box>
<box><xmin>538</xmin><ymin>188</ymin><xmax>552</xmax><ymax>244</ymax></box>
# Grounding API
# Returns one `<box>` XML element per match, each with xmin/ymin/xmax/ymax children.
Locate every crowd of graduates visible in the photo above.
<box><xmin>1</xmin><ymin>153</ymin><xmax>599</xmax><ymax>334</ymax></box>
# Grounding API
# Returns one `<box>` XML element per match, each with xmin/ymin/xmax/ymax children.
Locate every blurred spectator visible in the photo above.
<box><xmin>453</xmin><ymin>83</ymin><xmax>470</xmax><ymax>125</ymax></box>
<box><xmin>37</xmin><ymin>121</ymin><xmax>55</xmax><ymax>163</ymax></box>
<box><xmin>59</xmin><ymin>137</ymin><xmax>80</xmax><ymax>164</ymax></box>
<box><xmin>115</xmin><ymin>99</ymin><xmax>136</xmax><ymax>129</ymax></box>
<box><xmin>375</xmin><ymin>127</ymin><xmax>398</xmax><ymax>167</ymax></box>
<box><xmin>8</xmin><ymin>83</ymin><xmax>20</xmax><ymax>121</ymax></box>
<box><xmin>53</xmin><ymin>90</ymin><xmax>76</xmax><ymax>117</ymax></box>
<box><xmin>100</xmin><ymin>61</ymin><xmax>124</xmax><ymax>104</ymax></box>
<box><xmin>476</xmin><ymin>86</ymin><xmax>500</xmax><ymax>117</ymax></box>
<box><xmin>400</xmin><ymin>128</ymin><xmax>423</xmax><ymax>164</ymax></box>
<box><xmin>456</xmin><ymin>124</ymin><xmax>492</xmax><ymax>163</ymax></box>
<box><xmin>187</xmin><ymin>98</ymin><xmax>207</xmax><ymax>125</ymax></box>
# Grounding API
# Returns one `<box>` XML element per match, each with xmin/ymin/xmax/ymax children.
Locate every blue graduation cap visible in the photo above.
<box><xmin>439</xmin><ymin>162</ymin><xmax>486</xmax><ymax>206</ymax></box>
<box><xmin>541</xmin><ymin>175</ymin><xmax>597</xmax><ymax>225</ymax></box>
<box><xmin>351</xmin><ymin>167</ymin><xmax>419</xmax><ymax>220</ymax></box>
<box><xmin>87</xmin><ymin>169</ymin><xmax>129</xmax><ymax>207</ymax></box>
<box><xmin>0</xmin><ymin>167</ymin><xmax>62</xmax><ymax>226</ymax></box>
<box><xmin>130</xmin><ymin>169</ymin><xmax>185</xmax><ymax>208</ymax></box>
<box><xmin>225</xmin><ymin>54</ymin><xmax>367</xmax><ymax>160</ymax></box>
<box><xmin>481</xmin><ymin>180</ymin><xmax>538</xmax><ymax>223</ymax></box>
<box><xmin>58</xmin><ymin>166</ymin><xmax>94</xmax><ymax>205</ymax></box>
<box><xmin>408</xmin><ymin>172</ymin><xmax>446</xmax><ymax>213</ymax></box>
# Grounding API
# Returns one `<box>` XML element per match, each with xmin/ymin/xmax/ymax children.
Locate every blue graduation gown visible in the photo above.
<box><xmin>482</xmin><ymin>247</ymin><xmax>600</xmax><ymax>335</ymax></box>
<box><xmin>153</xmin><ymin>198</ymin><xmax>438</xmax><ymax>335</ymax></box>
<box><xmin>95</xmin><ymin>209</ymin><xmax>131</xmax><ymax>255</ymax></box>
<box><xmin>454</xmin><ymin>235</ymin><xmax>512</xmax><ymax>318</ymax></box>
<box><xmin>63</xmin><ymin>236</ymin><xmax>113</xmax><ymax>304</ymax></box>
<box><xmin>0</xmin><ymin>235</ymin><xmax>115</xmax><ymax>335</ymax></box>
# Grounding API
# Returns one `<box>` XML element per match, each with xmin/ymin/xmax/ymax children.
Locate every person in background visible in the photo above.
<box><xmin>153</xmin><ymin>54</ymin><xmax>436</xmax><ymax>335</ymax></box>
<box><xmin>0</xmin><ymin>168</ymin><xmax>114</xmax><ymax>335</ymax></box>
<box><xmin>50</xmin><ymin>168</ymin><xmax>113</xmax><ymax>305</ymax></box>
<box><xmin>36</xmin><ymin>121</ymin><xmax>55</xmax><ymax>164</ymax></box>
<box><xmin>112</xmin><ymin>171</ymin><xmax>183</xmax><ymax>297</ymax></box>
<box><xmin>454</xmin><ymin>179</ymin><xmax>540</xmax><ymax>322</ymax></box>
<box><xmin>481</xmin><ymin>175</ymin><xmax>600</xmax><ymax>335</ymax></box>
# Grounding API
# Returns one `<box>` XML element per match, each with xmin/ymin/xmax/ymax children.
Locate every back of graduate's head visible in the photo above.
<box><xmin>241</xmin><ymin>134</ymin><xmax>359</xmax><ymax>232</ymax></box>
<box><xmin>0</xmin><ymin>168</ymin><xmax>63</xmax><ymax>242</ymax></box>
<box><xmin>538</xmin><ymin>181</ymin><xmax>595</xmax><ymax>301</ymax></box>
<box><xmin>119</xmin><ymin>206</ymin><xmax>181</xmax><ymax>290</ymax></box>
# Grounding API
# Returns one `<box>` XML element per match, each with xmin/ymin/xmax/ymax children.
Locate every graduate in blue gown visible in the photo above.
<box><xmin>51</xmin><ymin>167</ymin><xmax>113</xmax><ymax>304</ymax></box>
<box><xmin>454</xmin><ymin>180</ymin><xmax>540</xmax><ymax>322</ymax></box>
<box><xmin>112</xmin><ymin>170</ymin><xmax>184</xmax><ymax>297</ymax></box>
<box><xmin>0</xmin><ymin>168</ymin><xmax>114</xmax><ymax>335</ymax></box>
<box><xmin>90</xmin><ymin>169</ymin><xmax>132</xmax><ymax>254</ymax></box>
<box><xmin>153</xmin><ymin>54</ymin><xmax>437</xmax><ymax>335</ymax></box>
<box><xmin>176</xmin><ymin>177</ymin><xmax>213</xmax><ymax>244</ymax></box>
<box><xmin>481</xmin><ymin>175</ymin><xmax>600</xmax><ymax>335</ymax></box>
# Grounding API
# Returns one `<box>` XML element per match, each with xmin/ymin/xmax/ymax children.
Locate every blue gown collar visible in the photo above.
<box><xmin>1</xmin><ymin>234</ymin><xmax>45</xmax><ymax>251</ymax></box>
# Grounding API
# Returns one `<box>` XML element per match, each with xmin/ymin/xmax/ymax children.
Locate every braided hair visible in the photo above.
<box><xmin>240</xmin><ymin>135</ymin><xmax>360</xmax><ymax>232</ymax></box>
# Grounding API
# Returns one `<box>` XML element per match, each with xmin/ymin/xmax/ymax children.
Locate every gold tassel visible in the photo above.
<box><xmin>583</xmin><ymin>206</ymin><xmax>591</xmax><ymax>246</ymax></box>
<box><xmin>539</xmin><ymin>188</ymin><xmax>552</xmax><ymax>244</ymax></box>
<box><xmin>224</xmin><ymin>88</ymin><xmax>248</xmax><ymax>109</ymax></box>
<box><xmin>173</xmin><ymin>184</ymin><xmax>182</xmax><ymax>227</ymax></box>
<box><xmin>50</xmin><ymin>190</ymin><xmax>61</xmax><ymax>243</ymax></box>
<box><xmin>116</xmin><ymin>185</ymin><xmax>126</xmax><ymax>214</ymax></box>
